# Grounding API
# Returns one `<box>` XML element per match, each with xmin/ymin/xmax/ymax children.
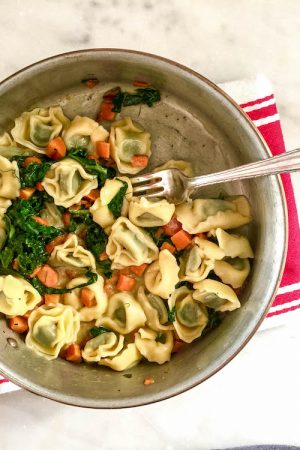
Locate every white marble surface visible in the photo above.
<box><xmin>1</xmin><ymin>0</ymin><xmax>300</xmax><ymax>448</ymax></box>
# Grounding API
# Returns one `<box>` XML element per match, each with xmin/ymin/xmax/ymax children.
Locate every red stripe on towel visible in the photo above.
<box><xmin>240</xmin><ymin>94</ymin><xmax>274</xmax><ymax>108</ymax></box>
<box><xmin>247</xmin><ymin>103</ymin><xmax>278</xmax><ymax>121</ymax></box>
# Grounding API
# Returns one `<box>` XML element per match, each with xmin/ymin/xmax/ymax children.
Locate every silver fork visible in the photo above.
<box><xmin>131</xmin><ymin>148</ymin><xmax>300</xmax><ymax>204</ymax></box>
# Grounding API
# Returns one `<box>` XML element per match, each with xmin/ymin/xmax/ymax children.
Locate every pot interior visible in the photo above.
<box><xmin>0</xmin><ymin>50</ymin><xmax>286</xmax><ymax>408</ymax></box>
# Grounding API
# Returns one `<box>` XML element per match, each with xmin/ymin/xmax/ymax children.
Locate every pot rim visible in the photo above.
<box><xmin>0</xmin><ymin>48</ymin><xmax>288</xmax><ymax>408</ymax></box>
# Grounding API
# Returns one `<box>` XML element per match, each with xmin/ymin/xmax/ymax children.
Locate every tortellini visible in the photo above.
<box><xmin>63</xmin><ymin>274</ymin><xmax>107</xmax><ymax>321</ymax></box>
<box><xmin>0</xmin><ymin>197</ymin><xmax>11</xmax><ymax>216</ymax></box>
<box><xmin>42</xmin><ymin>158</ymin><xmax>98</xmax><ymax>208</ymax></box>
<box><xmin>110</xmin><ymin>117</ymin><xmax>151</xmax><ymax>174</ymax></box>
<box><xmin>40</xmin><ymin>202</ymin><xmax>64</xmax><ymax>228</ymax></box>
<box><xmin>82</xmin><ymin>332</ymin><xmax>124</xmax><ymax>363</ymax></box>
<box><xmin>49</xmin><ymin>234</ymin><xmax>96</xmax><ymax>269</ymax></box>
<box><xmin>25</xmin><ymin>304</ymin><xmax>80</xmax><ymax>360</ymax></box>
<box><xmin>62</xmin><ymin>116</ymin><xmax>109</xmax><ymax>153</ymax></box>
<box><xmin>90</xmin><ymin>176</ymin><xmax>132</xmax><ymax>230</ymax></box>
<box><xmin>193</xmin><ymin>279</ymin><xmax>240</xmax><ymax>312</ymax></box>
<box><xmin>128</xmin><ymin>197</ymin><xmax>175</xmax><ymax>227</ymax></box>
<box><xmin>135</xmin><ymin>327</ymin><xmax>173</xmax><ymax>364</ymax></box>
<box><xmin>168</xmin><ymin>286</ymin><xmax>208</xmax><ymax>343</ymax></box>
<box><xmin>144</xmin><ymin>249</ymin><xmax>179</xmax><ymax>299</ymax></box>
<box><xmin>137</xmin><ymin>286</ymin><xmax>173</xmax><ymax>331</ymax></box>
<box><xmin>176</xmin><ymin>196</ymin><xmax>252</xmax><ymax>234</ymax></box>
<box><xmin>179</xmin><ymin>237</ymin><xmax>224</xmax><ymax>283</ymax></box>
<box><xmin>213</xmin><ymin>258</ymin><xmax>251</xmax><ymax>289</ymax></box>
<box><xmin>11</xmin><ymin>106</ymin><xmax>70</xmax><ymax>153</ymax></box>
<box><xmin>100</xmin><ymin>343</ymin><xmax>142</xmax><ymax>371</ymax></box>
<box><xmin>215</xmin><ymin>228</ymin><xmax>254</xmax><ymax>259</ymax></box>
<box><xmin>0</xmin><ymin>275</ymin><xmax>41</xmax><ymax>316</ymax></box>
<box><xmin>98</xmin><ymin>292</ymin><xmax>146</xmax><ymax>334</ymax></box>
<box><xmin>0</xmin><ymin>155</ymin><xmax>20</xmax><ymax>199</ymax></box>
<box><xmin>106</xmin><ymin>217</ymin><xmax>158</xmax><ymax>269</ymax></box>
<box><xmin>154</xmin><ymin>159</ymin><xmax>193</xmax><ymax>177</ymax></box>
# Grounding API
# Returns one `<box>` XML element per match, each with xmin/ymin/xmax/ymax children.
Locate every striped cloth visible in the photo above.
<box><xmin>0</xmin><ymin>75</ymin><xmax>299</xmax><ymax>393</ymax></box>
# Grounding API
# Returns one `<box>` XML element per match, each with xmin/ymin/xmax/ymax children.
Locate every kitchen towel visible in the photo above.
<box><xmin>0</xmin><ymin>74</ymin><xmax>299</xmax><ymax>393</ymax></box>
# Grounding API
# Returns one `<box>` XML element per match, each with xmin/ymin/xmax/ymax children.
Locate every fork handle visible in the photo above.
<box><xmin>188</xmin><ymin>148</ymin><xmax>300</xmax><ymax>191</ymax></box>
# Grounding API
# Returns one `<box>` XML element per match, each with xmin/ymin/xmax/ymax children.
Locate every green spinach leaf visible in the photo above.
<box><xmin>98</xmin><ymin>259</ymin><xmax>112</xmax><ymax>278</ymax></box>
<box><xmin>13</xmin><ymin>157</ymin><xmax>52</xmax><ymax>188</ymax></box>
<box><xmin>111</xmin><ymin>87</ymin><xmax>161</xmax><ymax>113</ymax></box>
<box><xmin>67</xmin><ymin>148</ymin><xmax>107</xmax><ymax>185</ymax></box>
<box><xmin>107</xmin><ymin>180</ymin><xmax>128</xmax><ymax>219</ymax></box>
<box><xmin>90</xmin><ymin>326</ymin><xmax>111</xmax><ymax>338</ymax></box>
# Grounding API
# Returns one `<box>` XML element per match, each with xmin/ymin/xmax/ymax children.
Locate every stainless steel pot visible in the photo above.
<box><xmin>0</xmin><ymin>49</ymin><xmax>287</xmax><ymax>408</ymax></box>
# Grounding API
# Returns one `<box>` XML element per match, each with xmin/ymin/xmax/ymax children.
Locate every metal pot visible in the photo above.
<box><xmin>0</xmin><ymin>49</ymin><xmax>287</xmax><ymax>408</ymax></box>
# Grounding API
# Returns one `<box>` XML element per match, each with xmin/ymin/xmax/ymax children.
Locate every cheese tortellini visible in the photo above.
<box><xmin>154</xmin><ymin>159</ymin><xmax>193</xmax><ymax>177</ymax></box>
<box><xmin>90</xmin><ymin>176</ymin><xmax>132</xmax><ymax>230</ymax></box>
<box><xmin>100</xmin><ymin>343</ymin><xmax>142</xmax><ymax>371</ymax></box>
<box><xmin>144</xmin><ymin>249</ymin><xmax>179</xmax><ymax>299</ymax></box>
<box><xmin>11</xmin><ymin>106</ymin><xmax>70</xmax><ymax>153</ymax></box>
<box><xmin>135</xmin><ymin>327</ymin><xmax>173</xmax><ymax>364</ymax></box>
<box><xmin>0</xmin><ymin>155</ymin><xmax>20</xmax><ymax>199</ymax></box>
<box><xmin>40</xmin><ymin>202</ymin><xmax>64</xmax><ymax>228</ymax></box>
<box><xmin>179</xmin><ymin>237</ymin><xmax>225</xmax><ymax>283</ymax></box>
<box><xmin>193</xmin><ymin>279</ymin><xmax>240</xmax><ymax>312</ymax></box>
<box><xmin>213</xmin><ymin>258</ymin><xmax>251</xmax><ymax>289</ymax></box>
<box><xmin>110</xmin><ymin>117</ymin><xmax>151</xmax><ymax>174</ymax></box>
<box><xmin>62</xmin><ymin>116</ymin><xmax>109</xmax><ymax>153</ymax></box>
<box><xmin>98</xmin><ymin>292</ymin><xmax>146</xmax><ymax>334</ymax></box>
<box><xmin>82</xmin><ymin>332</ymin><xmax>124</xmax><ymax>363</ymax></box>
<box><xmin>176</xmin><ymin>196</ymin><xmax>252</xmax><ymax>234</ymax></box>
<box><xmin>168</xmin><ymin>286</ymin><xmax>208</xmax><ymax>343</ymax></box>
<box><xmin>137</xmin><ymin>286</ymin><xmax>173</xmax><ymax>331</ymax></box>
<box><xmin>128</xmin><ymin>197</ymin><xmax>175</xmax><ymax>227</ymax></box>
<box><xmin>215</xmin><ymin>228</ymin><xmax>254</xmax><ymax>259</ymax></box>
<box><xmin>0</xmin><ymin>275</ymin><xmax>41</xmax><ymax>316</ymax></box>
<box><xmin>106</xmin><ymin>217</ymin><xmax>158</xmax><ymax>269</ymax></box>
<box><xmin>49</xmin><ymin>234</ymin><xmax>96</xmax><ymax>270</ymax></box>
<box><xmin>63</xmin><ymin>274</ymin><xmax>107</xmax><ymax>322</ymax></box>
<box><xmin>26</xmin><ymin>304</ymin><xmax>80</xmax><ymax>360</ymax></box>
<box><xmin>42</xmin><ymin>158</ymin><xmax>98</xmax><ymax>208</ymax></box>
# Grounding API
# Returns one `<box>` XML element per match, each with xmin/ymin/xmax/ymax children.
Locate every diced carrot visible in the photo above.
<box><xmin>35</xmin><ymin>181</ymin><xmax>45</xmax><ymax>191</ymax></box>
<box><xmin>36</xmin><ymin>265</ymin><xmax>59</xmax><ymax>288</ymax></box>
<box><xmin>119</xmin><ymin>267</ymin><xmax>132</xmax><ymax>276</ymax></box>
<box><xmin>44</xmin><ymin>294</ymin><xmax>61</xmax><ymax>305</ymax></box>
<box><xmin>32</xmin><ymin>216</ymin><xmax>48</xmax><ymax>226</ymax></box>
<box><xmin>171</xmin><ymin>229</ymin><xmax>193</xmax><ymax>251</ymax></box>
<box><xmin>130</xmin><ymin>263</ymin><xmax>148</xmax><ymax>277</ymax></box>
<box><xmin>84</xmin><ymin>189</ymin><xmax>100</xmax><ymax>202</ymax></box>
<box><xmin>46</xmin><ymin>137</ymin><xmax>67</xmax><ymax>160</ymax></box>
<box><xmin>172</xmin><ymin>340</ymin><xmax>186</xmax><ymax>353</ymax></box>
<box><xmin>65</xmin><ymin>344</ymin><xmax>82</xmax><ymax>363</ymax></box>
<box><xmin>99</xmin><ymin>251</ymin><xmax>108</xmax><ymax>261</ymax></box>
<box><xmin>133</xmin><ymin>80</ymin><xmax>151</xmax><ymax>87</ymax></box>
<box><xmin>131</xmin><ymin>155</ymin><xmax>149</xmax><ymax>168</ymax></box>
<box><xmin>196</xmin><ymin>232</ymin><xmax>207</xmax><ymax>239</ymax></box>
<box><xmin>160</xmin><ymin>242</ymin><xmax>176</xmax><ymax>254</ymax></box>
<box><xmin>116</xmin><ymin>274</ymin><xmax>136</xmax><ymax>292</ymax></box>
<box><xmin>9</xmin><ymin>316</ymin><xmax>28</xmax><ymax>334</ymax></box>
<box><xmin>23</xmin><ymin>156</ymin><xmax>42</xmax><ymax>167</ymax></box>
<box><xmin>12</xmin><ymin>259</ymin><xmax>19</xmax><ymax>270</ymax></box>
<box><xmin>63</xmin><ymin>211</ymin><xmax>71</xmax><ymax>228</ymax></box>
<box><xmin>95</xmin><ymin>141</ymin><xmax>110</xmax><ymax>159</ymax></box>
<box><xmin>87</xmin><ymin>154</ymin><xmax>99</xmax><ymax>160</ymax></box>
<box><xmin>85</xmin><ymin>78</ymin><xmax>99</xmax><ymax>89</ymax></box>
<box><xmin>162</xmin><ymin>215</ymin><xmax>182</xmax><ymax>236</ymax></box>
<box><xmin>98</xmin><ymin>102</ymin><xmax>116</xmax><ymax>121</ymax></box>
<box><xmin>29</xmin><ymin>265</ymin><xmax>42</xmax><ymax>278</ymax></box>
<box><xmin>45</xmin><ymin>234</ymin><xmax>68</xmax><ymax>254</ymax></box>
<box><xmin>19</xmin><ymin>187</ymin><xmax>35</xmax><ymax>200</ymax></box>
<box><xmin>143</xmin><ymin>377</ymin><xmax>155</xmax><ymax>385</ymax></box>
<box><xmin>80</xmin><ymin>288</ymin><xmax>96</xmax><ymax>307</ymax></box>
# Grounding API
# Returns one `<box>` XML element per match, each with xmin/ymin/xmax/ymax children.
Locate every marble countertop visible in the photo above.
<box><xmin>1</xmin><ymin>0</ymin><xmax>300</xmax><ymax>449</ymax></box>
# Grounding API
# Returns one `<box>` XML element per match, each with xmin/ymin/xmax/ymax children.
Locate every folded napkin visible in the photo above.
<box><xmin>0</xmin><ymin>75</ymin><xmax>299</xmax><ymax>394</ymax></box>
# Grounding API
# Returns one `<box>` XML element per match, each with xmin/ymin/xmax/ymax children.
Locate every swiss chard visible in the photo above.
<box><xmin>111</xmin><ymin>87</ymin><xmax>161</xmax><ymax>113</ymax></box>
<box><xmin>107</xmin><ymin>180</ymin><xmax>128</xmax><ymax>219</ymax></box>
<box><xmin>13</xmin><ymin>157</ymin><xmax>52</xmax><ymax>188</ymax></box>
